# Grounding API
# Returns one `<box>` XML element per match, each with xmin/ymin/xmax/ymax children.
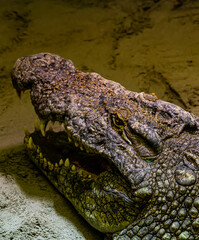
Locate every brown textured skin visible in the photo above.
<box><xmin>12</xmin><ymin>53</ymin><xmax>199</xmax><ymax>239</ymax></box>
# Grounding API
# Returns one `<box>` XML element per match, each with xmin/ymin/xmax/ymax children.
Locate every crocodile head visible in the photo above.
<box><xmin>12</xmin><ymin>53</ymin><xmax>199</xmax><ymax>239</ymax></box>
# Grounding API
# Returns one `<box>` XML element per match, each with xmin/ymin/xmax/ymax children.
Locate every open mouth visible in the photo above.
<box><xmin>24</xmin><ymin>119</ymin><xmax>112</xmax><ymax>181</ymax></box>
<box><xmin>23</xmin><ymin>119</ymin><xmax>138</xmax><ymax>233</ymax></box>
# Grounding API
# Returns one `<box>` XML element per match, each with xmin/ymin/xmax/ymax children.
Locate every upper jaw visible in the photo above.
<box><xmin>26</xmin><ymin>119</ymin><xmax>111</xmax><ymax>179</ymax></box>
<box><xmin>11</xmin><ymin>53</ymin><xmax>151</xmax><ymax>186</ymax></box>
<box><xmin>24</xmin><ymin>120</ymin><xmax>141</xmax><ymax>233</ymax></box>
<box><xmin>38</xmin><ymin>113</ymin><xmax>151</xmax><ymax>188</ymax></box>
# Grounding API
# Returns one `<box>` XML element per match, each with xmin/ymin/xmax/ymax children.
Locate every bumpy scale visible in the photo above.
<box><xmin>12</xmin><ymin>53</ymin><xmax>199</xmax><ymax>239</ymax></box>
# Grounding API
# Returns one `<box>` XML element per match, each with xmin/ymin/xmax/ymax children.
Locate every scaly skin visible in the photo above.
<box><xmin>12</xmin><ymin>53</ymin><xmax>199</xmax><ymax>239</ymax></box>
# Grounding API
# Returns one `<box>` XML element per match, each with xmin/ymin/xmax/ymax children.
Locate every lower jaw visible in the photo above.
<box><xmin>23</xmin><ymin>129</ymin><xmax>135</xmax><ymax>234</ymax></box>
<box><xmin>24</xmin><ymin>131</ymin><xmax>98</xmax><ymax>198</ymax></box>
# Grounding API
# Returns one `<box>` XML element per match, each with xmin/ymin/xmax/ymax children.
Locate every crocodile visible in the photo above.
<box><xmin>11</xmin><ymin>53</ymin><xmax>199</xmax><ymax>240</ymax></box>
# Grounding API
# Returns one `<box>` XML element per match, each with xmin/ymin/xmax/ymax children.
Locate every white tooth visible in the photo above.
<box><xmin>40</xmin><ymin>119</ymin><xmax>48</xmax><ymax>136</ymax></box>
<box><xmin>59</xmin><ymin>159</ymin><xmax>64</xmax><ymax>166</ymax></box>
<box><xmin>28</xmin><ymin>137</ymin><xmax>33</xmax><ymax>149</ymax></box>
<box><xmin>66</xmin><ymin>126</ymin><xmax>72</xmax><ymax>131</ymax></box>
<box><xmin>34</xmin><ymin>119</ymin><xmax>40</xmax><ymax>131</ymax></box>
<box><xmin>65</xmin><ymin>158</ymin><xmax>70</xmax><ymax>167</ymax></box>
<box><xmin>71</xmin><ymin>165</ymin><xmax>76</xmax><ymax>171</ymax></box>
<box><xmin>24</xmin><ymin>126</ymin><xmax>30</xmax><ymax>136</ymax></box>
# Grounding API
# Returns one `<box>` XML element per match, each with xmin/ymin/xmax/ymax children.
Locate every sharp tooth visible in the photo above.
<box><xmin>40</xmin><ymin>119</ymin><xmax>48</xmax><ymax>136</ymax></box>
<box><xmin>34</xmin><ymin>119</ymin><xmax>40</xmax><ymax>131</ymax></box>
<box><xmin>43</xmin><ymin>158</ymin><xmax>47</xmax><ymax>168</ymax></box>
<box><xmin>54</xmin><ymin>163</ymin><xmax>59</xmax><ymax>173</ymax></box>
<box><xmin>71</xmin><ymin>165</ymin><xmax>76</xmax><ymax>171</ymax></box>
<box><xmin>48</xmin><ymin>161</ymin><xmax>51</xmax><ymax>168</ymax></box>
<box><xmin>59</xmin><ymin>159</ymin><xmax>64</xmax><ymax>166</ymax></box>
<box><xmin>65</xmin><ymin>158</ymin><xmax>70</xmax><ymax>167</ymax></box>
<box><xmin>24</xmin><ymin>126</ymin><xmax>30</xmax><ymax>136</ymax></box>
<box><xmin>28</xmin><ymin>137</ymin><xmax>33</xmax><ymax>149</ymax></box>
<box><xmin>36</xmin><ymin>147</ymin><xmax>40</xmax><ymax>153</ymax></box>
<box><xmin>48</xmin><ymin>161</ymin><xmax>54</xmax><ymax>171</ymax></box>
<box><xmin>66</xmin><ymin>126</ymin><xmax>72</xmax><ymax>131</ymax></box>
<box><xmin>74</xmin><ymin>142</ymin><xmax>79</xmax><ymax>148</ymax></box>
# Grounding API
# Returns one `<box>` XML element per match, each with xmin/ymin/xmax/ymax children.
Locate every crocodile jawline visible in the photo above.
<box><xmin>24</xmin><ymin>121</ymin><xmax>138</xmax><ymax>233</ymax></box>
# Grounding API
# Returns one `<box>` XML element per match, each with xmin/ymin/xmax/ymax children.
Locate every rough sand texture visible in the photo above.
<box><xmin>0</xmin><ymin>0</ymin><xmax>199</xmax><ymax>239</ymax></box>
<box><xmin>0</xmin><ymin>145</ymin><xmax>102</xmax><ymax>239</ymax></box>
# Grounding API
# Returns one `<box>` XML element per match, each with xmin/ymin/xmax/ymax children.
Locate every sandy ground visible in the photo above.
<box><xmin>0</xmin><ymin>0</ymin><xmax>199</xmax><ymax>239</ymax></box>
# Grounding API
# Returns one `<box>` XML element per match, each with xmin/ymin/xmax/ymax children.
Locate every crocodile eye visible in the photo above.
<box><xmin>111</xmin><ymin>108</ymin><xmax>130</xmax><ymax>129</ymax></box>
<box><xmin>115</xmin><ymin>114</ymin><xmax>124</xmax><ymax>127</ymax></box>
<box><xmin>111</xmin><ymin>113</ymin><xmax>125</xmax><ymax>129</ymax></box>
<box><xmin>111</xmin><ymin>112</ymin><xmax>132</xmax><ymax>144</ymax></box>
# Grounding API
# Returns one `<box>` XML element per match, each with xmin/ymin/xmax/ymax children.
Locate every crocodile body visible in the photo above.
<box><xmin>12</xmin><ymin>53</ymin><xmax>199</xmax><ymax>240</ymax></box>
